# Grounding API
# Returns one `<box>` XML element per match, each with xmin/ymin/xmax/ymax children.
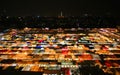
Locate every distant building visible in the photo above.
<box><xmin>58</xmin><ymin>11</ymin><xmax>64</xmax><ymax>18</ymax></box>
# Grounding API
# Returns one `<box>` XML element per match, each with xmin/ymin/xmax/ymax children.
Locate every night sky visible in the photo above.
<box><xmin>0</xmin><ymin>0</ymin><xmax>120</xmax><ymax>16</ymax></box>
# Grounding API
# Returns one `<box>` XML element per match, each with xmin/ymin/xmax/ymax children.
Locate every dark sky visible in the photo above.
<box><xmin>0</xmin><ymin>0</ymin><xmax>120</xmax><ymax>16</ymax></box>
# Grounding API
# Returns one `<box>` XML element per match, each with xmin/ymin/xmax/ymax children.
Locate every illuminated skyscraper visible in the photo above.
<box><xmin>60</xmin><ymin>11</ymin><xmax>63</xmax><ymax>16</ymax></box>
<box><xmin>58</xmin><ymin>11</ymin><xmax>64</xmax><ymax>18</ymax></box>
